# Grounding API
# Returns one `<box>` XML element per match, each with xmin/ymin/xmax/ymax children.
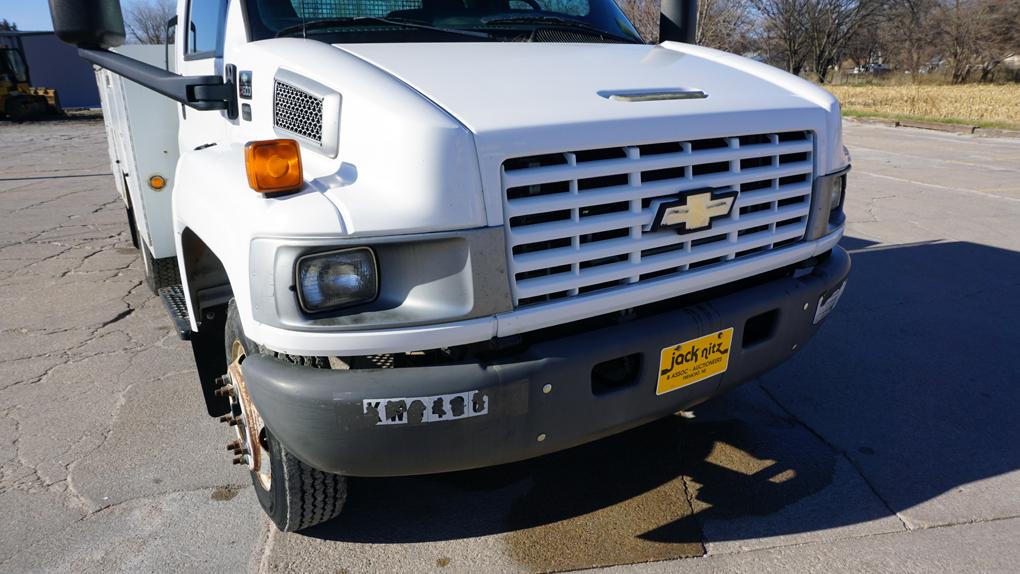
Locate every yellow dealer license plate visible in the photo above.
<box><xmin>656</xmin><ymin>328</ymin><xmax>734</xmax><ymax>395</ymax></box>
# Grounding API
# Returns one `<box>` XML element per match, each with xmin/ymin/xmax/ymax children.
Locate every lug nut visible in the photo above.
<box><xmin>226</xmin><ymin>440</ymin><xmax>242</xmax><ymax>451</ymax></box>
<box><xmin>232</xmin><ymin>448</ymin><xmax>249</xmax><ymax>456</ymax></box>
<box><xmin>228</xmin><ymin>417</ymin><xmax>241</xmax><ymax>426</ymax></box>
<box><xmin>214</xmin><ymin>375</ymin><xmax>229</xmax><ymax>388</ymax></box>
<box><xmin>232</xmin><ymin>456</ymin><xmax>245</xmax><ymax>465</ymax></box>
<box><xmin>218</xmin><ymin>415</ymin><xmax>232</xmax><ymax>424</ymax></box>
<box><xmin>214</xmin><ymin>384</ymin><xmax>234</xmax><ymax>398</ymax></box>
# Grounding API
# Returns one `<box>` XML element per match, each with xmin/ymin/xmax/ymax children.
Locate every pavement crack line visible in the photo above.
<box><xmin>0</xmin><ymin>173</ymin><xmax>114</xmax><ymax>183</ymax></box>
<box><xmin>96</xmin><ymin>308</ymin><xmax>135</xmax><ymax>330</ymax></box>
<box><xmin>90</xmin><ymin>198</ymin><xmax>120</xmax><ymax>214</ymax></box>
<box><xmin>78</xmin><ymin>484</ymin><xmax>255</xmax><ymax>519</ymax></box>
<box><xmin>679</xmin><ymin>474</ymin><xmax>708</xmax><ymax>557</ymax></box>
<box><xmin>7</xmin><ymin>188</ymin><xmax>96</xmax><ymax>215</ymax></box>
<box><xmin>89</xmin><ymin>279</ymin><xmax>143</xmax><ymax>335</ymax></box>
<box><xmin>64</xmin><ymin>360</ymin><xmax>200</xmax><ymax>512</ymax></box>
<box><xmin>755</xmin><ymin>380</ymin><xmax>912</xmax><ymax>532</ymax></box>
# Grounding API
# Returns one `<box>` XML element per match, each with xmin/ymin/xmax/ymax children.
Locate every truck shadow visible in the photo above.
<box><xmin>304</xmin><ymin>236</ymin><xmax>1020</xmax><ymax>555</ymax></box>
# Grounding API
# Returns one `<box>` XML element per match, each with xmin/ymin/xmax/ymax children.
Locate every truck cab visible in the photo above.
<box><xmin>49</xmin><ymin>0</ymin><xmax>850</xmax><ymax>532</ymax></box>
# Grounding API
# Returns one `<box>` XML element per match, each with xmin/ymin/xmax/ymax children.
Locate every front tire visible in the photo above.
<box><xmin>256</xmin><ymin>430</ymin><xmax>349</xmax><ymax>532</ymax></box>
<box><xmin>223</xmin><ymin>300</ymin><xmax>347</xmax><ymax>532</ymax></box>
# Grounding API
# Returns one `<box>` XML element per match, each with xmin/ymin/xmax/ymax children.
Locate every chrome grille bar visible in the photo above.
<box><xmin>501</xmin><ymin>131</ymin><xmax>816</xmax><ymax>307</ymax></box>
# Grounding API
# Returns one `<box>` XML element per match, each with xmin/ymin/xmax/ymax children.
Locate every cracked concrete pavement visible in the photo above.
<box><xmin>1</xmin><ymin>118</ymin><xmax>1018</xmax><ymax>573</ymax></box>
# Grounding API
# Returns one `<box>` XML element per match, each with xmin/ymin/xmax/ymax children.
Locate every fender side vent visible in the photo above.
<box><xmin>272</xmin><ymin>70</ymin><xmax>342</xmax><ymax>158</ymax></box>
<box><xmin>274</xmin><ymin>81</ymin><xmax>323</xmax><ymax>143</ymax></box>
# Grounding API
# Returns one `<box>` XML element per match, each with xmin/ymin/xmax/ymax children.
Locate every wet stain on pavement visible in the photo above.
<box><xmin>211</xmin><ymin>485</ymin><xmax>244</xmax><ymax>501</ymax></box>
<box><xmin>502</xmin><ymin>419</ymin><xmax>702</xmax><ymax>572</ymax></box>
<box><xmin>304</xmin><ymin>397</ymin><xmax>835</xmax><ymax>572</ymax></box>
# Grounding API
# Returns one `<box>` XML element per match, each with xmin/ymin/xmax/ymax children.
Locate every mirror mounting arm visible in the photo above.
<box><xmin>80</xmin><ymin>47</ymin><xmax>237</xmax><ymax>115</ymax></box>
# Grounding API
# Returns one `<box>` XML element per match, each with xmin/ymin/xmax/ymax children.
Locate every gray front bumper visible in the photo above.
<box><xmin>242</xmin><ymin>247</ymin><xmax>851</xmax><ymax>477</ymax></box>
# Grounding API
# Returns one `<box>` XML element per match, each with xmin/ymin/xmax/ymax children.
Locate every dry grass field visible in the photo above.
<box><xmin>827</xmin><ymin>84</ymin><xmax>1020</xmax><ymax>130</ymax></box>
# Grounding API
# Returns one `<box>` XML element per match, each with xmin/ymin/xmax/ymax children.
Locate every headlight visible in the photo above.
<box><xmin>806</xmin><ymin>166</ymin><xmax>850</xmax><ymax>240</ymax></box>
<box><xmin>820</xmin><ymin>170</ymin><xmax>847</xmax><ymax>211</ymax></box>
<box><xmin>296</xmin><ymin>248</ymin><xmax>378</xmax><ymax>313</ymax></box>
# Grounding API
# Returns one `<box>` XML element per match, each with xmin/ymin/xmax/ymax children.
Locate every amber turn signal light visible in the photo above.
<box><xmin>148</xmin><ymin>175</ymin><xmax>167</xmax><ymax>190</ymax></box>
<box><xmin>244</xmin><ymin>139</ymin><xmax>303</xmax><ymax>193</ymax></box>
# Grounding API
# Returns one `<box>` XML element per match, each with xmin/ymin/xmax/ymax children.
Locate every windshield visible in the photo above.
<box><xmin>244</xmin><ymin>0</ymin><xmax>642</xmax><ymax>44</ymax></box>
<box><xmin>0</xmin><ymin>49</ymin><xmax>29</xmax><ymax>84</ymax></box>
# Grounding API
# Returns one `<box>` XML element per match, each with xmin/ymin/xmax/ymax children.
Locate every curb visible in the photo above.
<box><xmin>973</xmin><ymin>127</ymin><xmax>1020</xmax><ymax>139</ymax></box>
<box><xmin>844</xmin><ymin>117</ymin><xmax>1020</xmax><ymax>139</ymax></box>
<box><xmin>897</xmin><ymin>119</ymin><xmax>976</xmax><ymax>134</ymax></box>
<box><xmin>845</xmin><ymin>117</ymin><xmax>899</xmax><ymax>128</ymax></box>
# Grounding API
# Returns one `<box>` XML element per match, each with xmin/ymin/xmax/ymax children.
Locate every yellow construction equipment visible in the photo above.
<box><xmin>0</xmin><ymin>45</ymin><xmax>62</xmax><ymax>121</ymax></box>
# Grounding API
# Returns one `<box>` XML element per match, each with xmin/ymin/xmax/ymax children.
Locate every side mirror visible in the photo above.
<box><xmin>48</xmin><ymin>0</ymin><xmax>126</xmax><ymax>49</ymax></box>
<box><xmin>660</xmin><ymin>0</ymin><xmax>698</xmax><ymax>44</ymax></box>
<box><xmin>47</xmin><ymin>0</ymin><xmax>236</xmax><ymax>117</ymax></box>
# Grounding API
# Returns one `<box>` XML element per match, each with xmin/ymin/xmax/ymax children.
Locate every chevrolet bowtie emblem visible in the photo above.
<box><xmin>646</xmin><ymin>188</ymin><xmax>739</xmax><ymax>234</ymax></box>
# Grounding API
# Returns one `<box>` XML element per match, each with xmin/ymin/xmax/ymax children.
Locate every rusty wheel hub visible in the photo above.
<box><xmin>225</xmin><ymin>339</ymin><xmax>271</xmax><ymax>490</ymax></box>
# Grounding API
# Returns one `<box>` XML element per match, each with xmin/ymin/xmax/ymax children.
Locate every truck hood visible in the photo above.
<box><xmin>334</xmin><ymin>41</ymin><xmax>845</xmax><ymax>194</ymax></box>
<box><xmin>335</xmin><ymin>42</ymin><xmax>825</xmax><ymax>132</ymax></box>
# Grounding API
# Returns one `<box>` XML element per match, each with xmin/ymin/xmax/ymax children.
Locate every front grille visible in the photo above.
<box><xmin>273</xmin><ymin>80</ymin><xmax>323</xmax><ymax>143</ymax></box>
<box><xmin>502</xmin><ymin>131</ymin><xmax>815</xmax><ymax>307</ymax></box>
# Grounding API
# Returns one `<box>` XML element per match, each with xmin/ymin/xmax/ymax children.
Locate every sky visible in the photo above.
<box><xmin>2</xmin><ymin>1</ymin><xmax>155</xmax><ymax>32</ymax></box>
<box><xmin>3</xmin><ymin>0</ymin><xmax>55</xmax><ymax>31</ymax></box>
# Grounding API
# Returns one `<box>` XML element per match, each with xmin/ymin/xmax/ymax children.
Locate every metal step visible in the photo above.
<box><xmin>158</xmin><ymin>285</ymin><xmax>192</xmax><ymax>341</ymax></box>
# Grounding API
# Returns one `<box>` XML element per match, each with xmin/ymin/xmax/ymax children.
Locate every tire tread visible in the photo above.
<box><xmin>278</xmin><ymin>440</ymin><xmax>347</xmax><ymax>532</ymax></box>
<box><xmin>224</xmin><ymin>300</ymin><xmax>346</xmax><ymax>533</ymax></box>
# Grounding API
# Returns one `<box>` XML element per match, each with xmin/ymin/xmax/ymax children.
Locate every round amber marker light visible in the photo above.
<box><xmin>148</xmin><ymin>175</ymin><xmax>167</xmax><ymax>190</ymax></box>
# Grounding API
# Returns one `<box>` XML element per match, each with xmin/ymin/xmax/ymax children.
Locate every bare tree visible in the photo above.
<box><xmin>881</xmin><ymin>0</ymin><xmax>940</xmax><ymax>75</ymax></box>
<box><xmin>804</xmin><ymin>0</ymin><xmax>885</xmax><ymax>81</ymax></box>
<box><xmin>751</xmin><ymin>0</ymin><xmax>811</xmax><ymax>74</ymax></box>
<box><xmin>0</xmin><ymin>19</ymin><xmax>19</xmax><ymax>31</ymax></box>
<box><xmin>697</xmin><ymin>0</ymin><xmax>756</xmax><ymax>52</ymax></box>
<box><xmin>946</xmin><ymin>0</ymin><xmax>1020</xmax><ymax>82</ymax></box>
<box><xmin>842</xmin><ymin>11</ymin><xmax>886</xmax><ymax>70</ymax></box>
<box><xmin>979</xmin><ymin>0</ymin><xmax>1020</xmax><ymax>81</ymax></box>
<box><xmin>123</xmin><ymin>0</ymin><xmax>176</xmax><ymax>44</ymax></box>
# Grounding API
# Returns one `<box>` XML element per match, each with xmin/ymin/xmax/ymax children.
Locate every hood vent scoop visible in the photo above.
<box><xmin>529</xmin><ymin>28</ymin><xmax>628</xmax><ymax>44</ymax></box>
<box><xmin>599</xmin><ymin>88</ymin><xmax>707</xmax><ymax>102</ymax></box>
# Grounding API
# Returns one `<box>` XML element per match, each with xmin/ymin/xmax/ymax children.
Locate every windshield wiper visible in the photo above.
<box><xmin>276</xmin><ymin>17</ymin><xmax>491</xmax><ymax>39</ymax></box>
<box><xmin>479</xmin><ymin>14</ymin><xmax>636</xmax><ymax>42</ymax></box>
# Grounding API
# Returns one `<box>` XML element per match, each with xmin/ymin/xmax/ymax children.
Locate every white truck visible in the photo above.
<box><xmin>50</xmin><ymin>0</ymin><xmax>850</xmax><ymax>532</ymax></box>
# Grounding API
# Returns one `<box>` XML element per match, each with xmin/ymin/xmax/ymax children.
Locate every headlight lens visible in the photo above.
<box><xmin>823</xmin><ymin>172</ymin><xmax>847</xmax><ymax>211</ymax></box>
<box><xmin>806</xmin><ymin>166</ymin><xmax>850</xmax><ymax>240</ymax></box>
<box><xmin>296</xmin><ymin>248</ymin><xmax>378</xmax><ymax>313</ymax></box>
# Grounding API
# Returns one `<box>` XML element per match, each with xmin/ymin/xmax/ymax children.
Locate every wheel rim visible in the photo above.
<box><xmin>228</xmin><ymin>339</ymin><xmax>272</xmax><ymax>490</ymax></box>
